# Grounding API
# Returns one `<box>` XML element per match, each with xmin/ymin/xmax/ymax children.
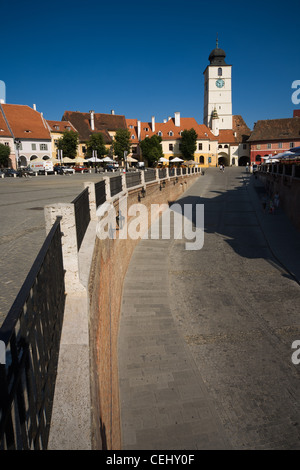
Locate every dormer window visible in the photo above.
<box><xmin>144</xmin><ymin>127</ymin><xmax>149</xmax><ymax>131</ymax></box>
<box><xmin>0</xmin><ymin>128</ymin><xmax>4</xmax><ymax>132</ymax></box>
<box><xmin>24</xmin><ymin>130</ymin><xmax>31</xmax><ymax>133</ymax></box>
<box><xmin>131</xmin><ymin>135</ymin><xmax>135</xmax><ymax>139</ymax></box>
<box><xmin>168</xmin><ymin>131</ymin><xmax>174</xmax><ymax>136</ymax></box>
<box><xmin>66</xmin><ymin>126</ymin><xmax>71</xmax><ymax>131</ymax></box>
<box><xmin>54</xmin><ymin>125</ymin><xmax>59</xmax><ymax>130</ymax></box>
<box><xmin>157</xmin><ymin>131</ymin><xmax>163</xmax><ymax>136</ymax></box>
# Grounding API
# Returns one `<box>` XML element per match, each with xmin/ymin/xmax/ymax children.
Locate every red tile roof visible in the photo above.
<box><xmin>62</xmin><ymin>110</ymin><xmax>127</xmax><ymax>143</ymax></box>
<box><xmin>0</xmin><ymin>105</ymin><xmax>13</xmax><ymax>138</ymax></box>
<box><xmin>1</xmin><ymin>104</ymin><xmax>51</xmax><ymax>140</ymax></box>
<box><xmin>218</xmin><ymin>129</ymin><xmax>237</xmax><ymax>144</ymax></box>
<box><xmin>47</xmin><ymin>120</ymin><xmax>77</xmax><ymax>133</ymax></box>
<box><xmin>232</xmin><ymin>115</ymin><xmax>251</xmax><ymax>142</ymax></box>
<box><xmin>248</xmin><ymin>117</ymin><xmax>300</xmax><ymax>142</ymax></box>
<box><xmin>127</xmin><ymin>116</ymin><xmax>217</xmax><ymax>142</ymax></box>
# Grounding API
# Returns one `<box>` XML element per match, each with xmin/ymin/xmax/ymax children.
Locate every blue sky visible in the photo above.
<box><xmin>1</xmin><ymin>0</ymin><xmax>300</xmax><ymax>130</ymax></box>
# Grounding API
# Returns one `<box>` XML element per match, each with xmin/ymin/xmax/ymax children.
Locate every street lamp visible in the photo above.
<box><xmin>93</xmin><ymin>149</ymin><xmax>97</xmax><ymax>172</ymax></box>
<box><xmin>124</xmin><ymin>151</ymin><xmax>128</xmax><ymax>172</ymax></box>
<box><xmin>14</xmin><ymin>139</ymin><xmax>21</xmax><ymax>168</ymax></box>
<box><xmin>57</xmin><ymin>149</ymin><xmax>63</xmax><ymax>164</ymax></box>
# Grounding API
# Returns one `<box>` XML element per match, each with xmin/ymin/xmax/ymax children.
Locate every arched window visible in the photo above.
<box><xmin>19</xmin><ymin>156</ymin><xmax>27</xmax><ymax>167</ymax></box>
<box><xmin>30</xmin><ymin>155</ymin><xmax>38</xmax><ymax>160</ymax></box>
<box><xmin>218</xmin><ymin>67</ymin><xmax>222</xmax><ymax>76</ymax></box>
<box><xmin>168</xmin><ymin>131</ymin><xmax>174</xmax><ymax>136</ymax></box>
<box><xmin>157</xmin><ymin>131</ymin><xmax>163</xmax><ymax>136</ymax></box>
<box><xmin>200</xmin><ymin>155</ymin><xmax>205</xmax><ymax>164</ymax></box>
<box><xmin>256</xmin><ymin>156</ymin><xmax>261</xmax><ymax>162</ymax></box>
<box><xmin>218</xmin><ymin>144</ymin><xmax>223</xmax><ymax>148</ymax></box>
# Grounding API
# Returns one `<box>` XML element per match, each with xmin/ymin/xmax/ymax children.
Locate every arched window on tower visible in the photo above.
<box><xmin>218</xmin><ymin>67</ymin><xmax>222</xmax><ymax>76</ymax></box>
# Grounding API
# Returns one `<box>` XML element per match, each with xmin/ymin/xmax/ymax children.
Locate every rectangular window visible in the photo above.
<box><xmin>278</xmin><ymin>142</ymin><xmax>282</xmax><ymax>149</ymax></box>
<box><xmin>198</xmin><ymin>143</ymin><xmax>203</xmax><ymax>150</ymax></box>
<box><xmin>32</xmin><ymin>143</ymin><xmax>36</xmax><ymax>150</ymax></box>
<box><xmin>4</xmin><ymin>141</ymin><xmax>10</xmax><ymax>146</ymax></box>
<box><xmin>169</xmin><ymin>144</ymin><xmax>173</xmax><ymax>151</ymax></box>
<box><xmin>256</xmin><ymin>144</ymin><xmax>261</xmax><ymax>150</ymax></box>
<box><xmin>267</xmin><ymin>143</ymin><xmax>271</xmax><ymax>149</ymax></box>
<box><xmin>290</xmin><ymin>142</ymin><xmax>294</xmax><ymax>148</ymax></box>
<box><xmin>40</xmin><ymin>143</ymin><xmax>48</xmax><ymax>151</ymax></box>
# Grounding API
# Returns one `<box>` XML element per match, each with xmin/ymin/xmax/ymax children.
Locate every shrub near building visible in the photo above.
<box><xmin>0</xmin><ymin>143</ymin><xmax>10</xmax><ymax>167</ymax></box>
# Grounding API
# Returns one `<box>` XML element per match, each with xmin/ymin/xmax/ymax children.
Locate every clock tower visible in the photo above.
<box><xmin>203</xmin><ymin>39</ymin><xmax>232</xmax><ymax>130</ymax></box>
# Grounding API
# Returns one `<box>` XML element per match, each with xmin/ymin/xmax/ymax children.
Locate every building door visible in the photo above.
<box><xmin>239</xmin><ymin>156</ymin><xmax>250</xmax><ymax>166</ymax></box>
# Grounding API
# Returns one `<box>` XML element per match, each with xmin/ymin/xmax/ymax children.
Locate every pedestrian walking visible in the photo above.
<box><xmin>274</xmin><ymin>192</ymin><xmax>280</xmax><ymax>209</ymax></box>
<box><xmin>262</xmin><ymin>195</ymin><xmax>267</xmax><ymax>212</ymax></box>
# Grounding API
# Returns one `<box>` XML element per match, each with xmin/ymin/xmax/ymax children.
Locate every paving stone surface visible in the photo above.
<box><xmin>118</xmin><ymin>167</ymin><xmax>300</xmax><ymax>450</ymax></box>
<box><xmin>0</xmin><ymin>173</ymin><xmax>108</xmax><ymax>325</ymax></box>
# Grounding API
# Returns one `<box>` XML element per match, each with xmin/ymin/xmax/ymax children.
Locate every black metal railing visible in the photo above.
<box><xmin>95</xmin><ymin>180</ymin><xmax>106</xmax><ymax>208</ymax></box>
<box><xmin>110</xmin><ymin>175</ymin><xmax>123</xmax><ymax>198</ymax></box>
<box><xmin>126</xmin><ymin>172</ymin><xmax>141</xmax><ymax>188</ymax></box>
<box><xmin>0</xmin><ymin>218</ymin><xmax>65</xmax><ymax>450</ymax></box>
<box><xmin>182</xmin><ymin>168</ymin><xmax>187</xmax><ymax>175</ymax></box>
<box><xmin>284</xmin><ymin>165</ymin><xmax>292</xmax><ymax>176</ymax></box>
<box><xmin>72</xmin><ymin>188</ymin><xmax>90</xmax><ymax>251</ymax></box>
<box><xmin>169</xmin><ymin>168</ymin><xmax>175</xmax><ymax>177</ymax></box>
<box><xmin>295</xmin><ymin>166</ymin><xmax>300</xmax><ymax>178</ymax></box>
<box><xmin>144</xmin><ymin>169</ymin><xmax>156</xmax><ymax>182</ymax></box>
<box><xmin>159</xmin><ymin>168</ymin><xmax>167</xmax><ymax>179</ymax></box>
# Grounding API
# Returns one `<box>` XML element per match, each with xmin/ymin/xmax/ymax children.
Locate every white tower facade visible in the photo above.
<box><xmin>203</xmin><ymin>42</ymin><xmax>232</xmax><ymax>130</ymax></box>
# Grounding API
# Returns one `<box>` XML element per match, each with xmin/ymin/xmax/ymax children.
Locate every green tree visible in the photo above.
<box><xmin>140</xmin><ymin>135</ymin><xmax>164</xmax><ymax>167</ymax></box>
<box><xmin>112</xmin><ymin>129</ymin><xmax>131</xmax><ymax>160</ymax></box>
<box><xmin>180</xmin><ymin>128</ymin><xmax>197</xmax><ymax>160</ymax></box>
<box><xmin>57</xmin><ymin>130</ymin><xmax>79</xmax><ymax>159</ymax></box>
<box><xmin>87</xmin><ymin>133</ymin><xmax>107</xmax><ymax>159</ymax></box>
<box><xmin>0</xmin><ymin>143</ymin><xmax>10</xmax><ymax>167</ymax></box>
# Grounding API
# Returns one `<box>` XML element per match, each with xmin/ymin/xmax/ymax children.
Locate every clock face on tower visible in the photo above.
<box><xmin>216</xmin><ymin>79</ymin><xmax>225</xmax><ymax>88</ymax></box>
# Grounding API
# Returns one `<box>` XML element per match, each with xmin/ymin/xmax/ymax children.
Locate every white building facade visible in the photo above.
<box><xmin>16</xmin><ymin>139</ymin><xmax>52</xmax><ymax>167</ymax></box>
